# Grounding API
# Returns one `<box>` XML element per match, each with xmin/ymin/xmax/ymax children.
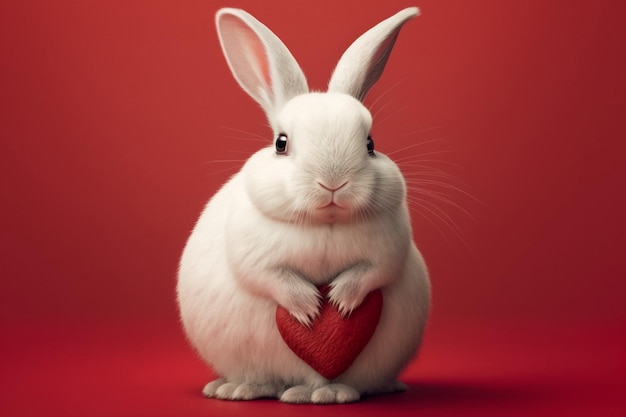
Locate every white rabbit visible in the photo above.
<box><xmin>177</xmin><ymin>7</ymin><xmax>431</xmax><ymax>404</ymax></box>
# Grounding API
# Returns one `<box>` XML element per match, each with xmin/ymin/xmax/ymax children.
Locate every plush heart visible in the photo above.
<box><xmin>275</xmin><ymin>285</ymin><xmax>383</xmax><ymax>380</ymax></box>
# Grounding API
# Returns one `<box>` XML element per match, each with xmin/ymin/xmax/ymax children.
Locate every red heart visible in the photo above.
<box><xmin>276</xmin><ymin>285</ymin><xmax>383</xmax><ymax>380</ymax></box>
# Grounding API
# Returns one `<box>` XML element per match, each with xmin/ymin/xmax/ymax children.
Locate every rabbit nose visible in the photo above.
<box><xmin>317</xmin><ymin>181</ymin><xmax>348</xmax><ymax>192</ymax></box>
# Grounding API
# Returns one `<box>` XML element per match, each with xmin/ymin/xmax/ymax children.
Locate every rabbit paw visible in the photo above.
<box><xmin>328</xmin><ymin>275</ymin><xmax>368</xmax><ymax>317</ymax></box>
<box><xmin>312</xmin><ymin>383</ymin><xmax>360</xmax><ymax>403</ymax></box>
<box><xmin>280</xmin><ymin>383</ymin><xmax>360</xmax><ymax>404</ymax></box>
<box><xmin>280</xmin><ymin>385</ymin><xmax>314</xmax><ymax>403</ymax></box>
<box><xmin>274</xmin><ymin>274</ymin><xmax>322</xmax><ymax>327</ymax></box>
<box><xmin>202</xmin><ymin>378</ymin><xmax>278</xmax><ymax>400</ymax></box>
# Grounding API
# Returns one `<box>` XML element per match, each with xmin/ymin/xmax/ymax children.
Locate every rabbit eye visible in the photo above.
<box><xmin>367</xmin><ymin>135</ymin><xmax>375</xmax><ymax>157</ymax></box>
<box><xmin>275</xmin><ymin>134</ymin><xmax>288</xmax><ymax>155</ymax></box>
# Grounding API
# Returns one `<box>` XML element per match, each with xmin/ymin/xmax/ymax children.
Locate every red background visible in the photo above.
<box><xmin>1</xmin><ymin>0</ymin><xmax>625</xmax><ymax>416</ymax></box>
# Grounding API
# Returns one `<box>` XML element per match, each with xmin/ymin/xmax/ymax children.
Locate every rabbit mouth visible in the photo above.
<box><xmin>318</xmin><ymin>201</ymin><xmax>344</xmax><ymax>209</ymax></box>
<box><xmin>312</xmin><ymin>201</ymin><xmax>351</xmax><ymax>224</ymax></box>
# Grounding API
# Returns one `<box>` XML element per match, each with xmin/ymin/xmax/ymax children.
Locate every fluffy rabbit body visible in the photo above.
<box><xmin>177</xmin><ymin>7</ymin><xmax>431</xmax><ymax>404</ymax></box>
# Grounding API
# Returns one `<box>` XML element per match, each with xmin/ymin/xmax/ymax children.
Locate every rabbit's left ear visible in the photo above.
<box><xmin>328</xmin><ymin>7</ymin><xmax>419</xmax><ymax>102</ymax></box>
<box><xmin>216</xmin><ymin>8</ymin><xmax>309</xmax><ymax>125</ymax></box>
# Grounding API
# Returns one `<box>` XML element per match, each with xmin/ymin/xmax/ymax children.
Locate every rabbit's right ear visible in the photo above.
<box><xmin>216</xmin><ymin>9</ymin><xmax>309</xmax><ymax>125</ymax></box>
<box><xmin>328</xmin><ymin>7</ymin><xmax>419</xmax><ymax>102</ymax></box>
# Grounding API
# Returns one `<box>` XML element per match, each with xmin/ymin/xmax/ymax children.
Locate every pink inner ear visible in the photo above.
<box><xmin>358</xmin><ymin>32</ymin><xmax>399</xmax><ymax>100</ymax></box>
<box><xmin>232</xmin><ymin>17</ymin><xmax>272</xmax><ymax>89</ymax></box>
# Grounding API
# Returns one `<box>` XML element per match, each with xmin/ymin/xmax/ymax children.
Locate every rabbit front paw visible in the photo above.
<box><xmin>273</xmin><ymin>270</ymin><xmax>322</xmax><ymax>327</ymax></box>
<box><xmin>328</xmin><ymin>279</ymin><xmax>367</xmax><ymax>317</ymax></box>
<box><xmin>328</xmin><ymin>264</ymin><xmax>373</xmax><ymax>316</ymax></box>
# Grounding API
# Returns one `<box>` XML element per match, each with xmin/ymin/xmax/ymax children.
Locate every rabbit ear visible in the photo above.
<box><xmin>216</xmin><ymin>8</ymin><xmax>309</xmax><ymax>124</ymax></box>
<box><xmin>328</xmin><ymin>7</ymin><xmax>419</xmax><ymax>102</ymax></box>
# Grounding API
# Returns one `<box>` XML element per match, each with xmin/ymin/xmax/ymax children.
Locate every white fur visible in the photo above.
<box><xmin>177</xmin><ymin>7</ymin><xmax>430</xmax><ymax>404</ymax></box>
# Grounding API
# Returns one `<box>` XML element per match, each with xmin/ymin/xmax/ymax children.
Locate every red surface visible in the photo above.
<box><xmin>1</xmin><ymin>0</ymin><xmax>625</xmax><ymax>416</ymax></box>
<box><xmin>2</xmin><ymin>318</ymin><xmax>625</xmax><ymax>417</ymax></box>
